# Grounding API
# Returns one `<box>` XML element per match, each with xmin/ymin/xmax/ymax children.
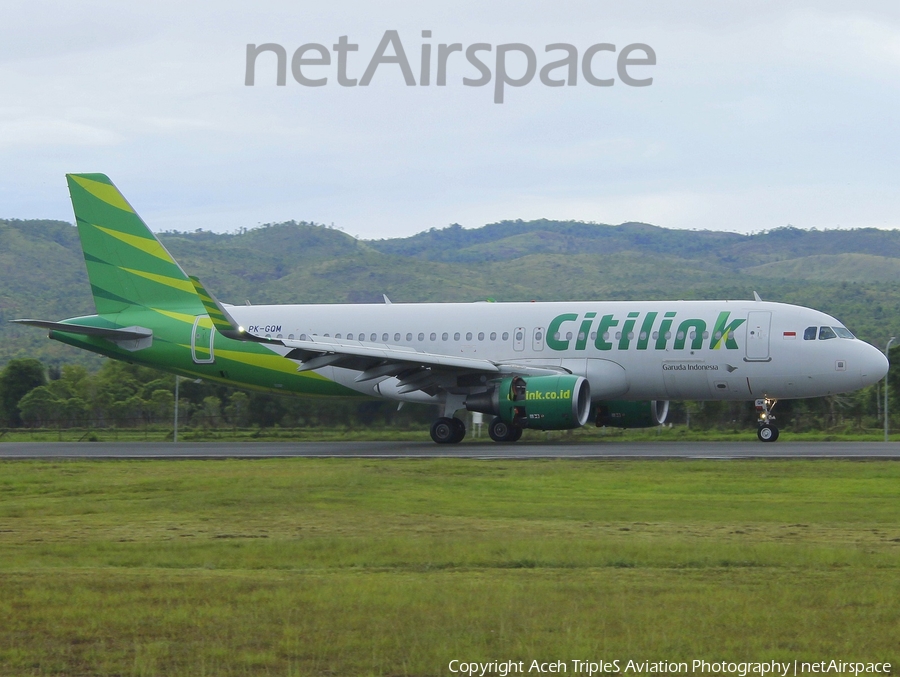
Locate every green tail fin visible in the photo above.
<box><xmin>189</xmin><ymin>276</ymin><xmax>245</xmax><ymax>339</ymax></box>
<box><xmin>66</xmin><ymin>173</ymin><xmax>202</xmax><ymax>315</ymax></box>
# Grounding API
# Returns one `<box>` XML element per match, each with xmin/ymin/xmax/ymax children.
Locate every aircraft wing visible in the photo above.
<box><xmin>278</xmin><ymin>336</ymin><xmax>565</xmax><ymax>394</ymax></box>
<box><xmin>282</xmin><ymin>337</ymin><xmax>499</xmax><ymax>372</ymax></box>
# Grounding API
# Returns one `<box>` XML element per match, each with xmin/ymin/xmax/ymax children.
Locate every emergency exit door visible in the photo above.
<box><xmin>191</xmin><ymin>316</ymin><xmax>215</xmax><ymax>364</ymax></box>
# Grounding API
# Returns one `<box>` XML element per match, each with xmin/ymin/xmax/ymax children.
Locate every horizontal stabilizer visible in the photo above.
<box><xmin>10</xmin><ymin>319</ymin><xmax>152</xmax><ymax>341</ymax></box>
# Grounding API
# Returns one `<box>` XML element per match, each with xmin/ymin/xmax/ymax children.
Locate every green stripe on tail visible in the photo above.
<box><xmin>66</xmin><ymin>173</ymin><xmax>204</xmax><ymax>316</ymax></box>
<box><xmin>189</xmin><ymin>276</ymin><xmax>243</xmax><ymax>337</ymax></box>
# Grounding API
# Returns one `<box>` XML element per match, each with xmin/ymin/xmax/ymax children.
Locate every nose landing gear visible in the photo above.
<box><xmin>755</xmin><ymin>398</ymin><xmax>779</xmax><ymax>442</ymax></box>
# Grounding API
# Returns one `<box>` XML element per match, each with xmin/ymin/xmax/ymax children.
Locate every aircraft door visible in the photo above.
<box><xmin>745</xmin><ymin>311</ymin><xmax>771</xmax><ymax>361</ymax></box>
<box><xmin>191</xmin><ymin>316</ymin><xmax>216</xmax><ymax>364</ymax></box>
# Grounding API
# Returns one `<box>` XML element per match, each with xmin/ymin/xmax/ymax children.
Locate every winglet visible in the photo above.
<box><xmin>188</xmin><ymin>276</ymin><xmax>247</xmax><ymax>340</ymax></box>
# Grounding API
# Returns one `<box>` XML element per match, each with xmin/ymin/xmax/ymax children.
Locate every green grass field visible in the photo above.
<box><xmin>1</xmin><ymin>459</ymin><xmax>898</xmax><ymax>676</ymax></box>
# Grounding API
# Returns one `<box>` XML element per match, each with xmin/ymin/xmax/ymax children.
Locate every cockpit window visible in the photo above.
<box><xmin>833</xmin><ymin>326</ymin><xmax>855</xmax><ymax>339</ymax></box>
<box><xmin>803</xmin><ymin>327</ymin><xmax>817</xmax><ymax>340</ymax></box>
<box><xmin>819</xmin><ymin>326</ymin><xmax>837</xmax><ymax>340</ymax></box>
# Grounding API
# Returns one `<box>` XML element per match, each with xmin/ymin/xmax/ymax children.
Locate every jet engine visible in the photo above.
<box><xmin>594</xmin><ymin>400</ymin><xmax>669</xmax><ymax>428</ymax></box>
<box><xmin>465</xmin><ymin>375</ymin><xmax>592</xmax><ymax>430</ymax></box>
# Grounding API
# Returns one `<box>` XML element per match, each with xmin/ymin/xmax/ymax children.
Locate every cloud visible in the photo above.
<box><xmin>0</xmin><ymin>1</ymin><xmax>899</xmax><ymax>237</ymax></box>
<box><xmin>0</xmin><ymin>117</ymin><xmax>122</xmax><ymax>149</ymax></box>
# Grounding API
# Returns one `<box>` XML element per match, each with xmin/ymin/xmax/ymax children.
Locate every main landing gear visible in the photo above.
<box><xmin>430</xmin><ymin>417</ymin><xmax>467</xmax><ymax>444</ymax></box>
<box><xmin>755</xmin><ymin>398</ymin><xmax>779</xmax><ymax>442</ymax></box>
<box><xmin>488</xmin><ymin>417</ymin><xmax>523</xmax><ymax>443</ymax></box>
<box><xmin>429</xmin><ymin>416</ymin><xmax>524</xmax><ymax>444</ymax></box>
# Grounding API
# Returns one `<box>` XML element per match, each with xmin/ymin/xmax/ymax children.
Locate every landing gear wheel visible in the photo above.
<box><xmin>450</xmin><ymin>417</ymin><xmax>466</xmax><ymax>444</ymax></box>
<box><xmin>489</xmin><ymin>417</ymin><xmax>521</xmax><ymax>443</ymax></box>
<box><xmin>431</xmin><ymin>417</ymin><xmax>457</xmax><ymax>444</ymax></box>
<box><xmin>755</xmin><ymin>398</ymin><xmax>779</xmax><ymax>443</ymax></box>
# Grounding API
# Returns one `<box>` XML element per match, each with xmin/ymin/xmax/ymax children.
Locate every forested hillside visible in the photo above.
<box><xmin>3</xmin><ymin>217</ymin><xmax>900</xmax><ymax>367</ymax></box>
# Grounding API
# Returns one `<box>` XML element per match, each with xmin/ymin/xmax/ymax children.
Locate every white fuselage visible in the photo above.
<box><xmin>225</xmin><ymin>299</ymin><xmax>889</xmax><ymax>405</ymax></box>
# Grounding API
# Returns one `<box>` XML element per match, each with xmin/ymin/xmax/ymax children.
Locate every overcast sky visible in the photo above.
<box><xmin>1</xmin><ymin>1</ymin><xmax>899</xmax><ymax>238</ymax></box>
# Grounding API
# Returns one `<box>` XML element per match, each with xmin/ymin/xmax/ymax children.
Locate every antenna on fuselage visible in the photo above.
<box><xmin>753</xmin><ymin>291</ymin><xmax>762</xmax><ymax>302</ymax></box>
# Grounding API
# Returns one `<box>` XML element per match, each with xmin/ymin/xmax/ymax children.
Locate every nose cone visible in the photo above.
<box><xmin>859</xmin><ymin>342</ymin><xmax>889</xmax><ymax>387</ymax></box>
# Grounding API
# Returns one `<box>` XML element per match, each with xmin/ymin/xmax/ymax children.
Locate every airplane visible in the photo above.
<box><xmin>12</xmin><ymin>174</ymin><xmax>890</xmax><ymax>443</ymax></box>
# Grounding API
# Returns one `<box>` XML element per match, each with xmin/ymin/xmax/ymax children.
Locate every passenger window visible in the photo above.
<box><xmin>490</xmin><ymin>332</ymin><xmax>497</xmax><ymax>340</ymax></box>
<box><xmin>466</xmin><ymin>332</ymin><xmax>472</xmax><ymax>341</ymax></box>
<box><xmin>819</xmin><ymin>326</ymin><xmax>837</xmax><ymax>340</ymax></box>
<box><xmin>406</xmin><ymin>333</ymin><xmax>412</xmax><ymax>341</ymax></box>
<box><xmin>430</xmin><ymin>332</ymin><xmax>437</xmax><ymax>341</ymax></box>
<box><xmin>382</xmin><ymin>333</ymin><xmax>389</xmax><ymax>342</ymax></box>
<box><xmin>804</xmin><ymin>327</ymin><xmax>817</xmax><ymax>340</ymax></box>
<box><xmin>502</xmin><ymin>332</ymin><xmax>509</xmax><ymax>341</ymax></box>
<box><xmin>478</xmin><ymin>332</ymin><xmax>484</xmax><ymax>341</ymax></box>
<box><xmin>370</xmin><ymin>333</ymin><xmax>377</xmax><ymax>342</ymax></box>
<box><xmin>394</xmin><ymin>333</ymin><xmax>401</xmax><ymax>341</ymax></box>
<box><xmin>346</xmin><ymin>333</ymin><xmax>353</xmax><ymax>340</ymax></box>
<box><xmin>418</xmin><ymin>333</ymin><xmax>424</xmax><ymax>341</ymax></box>
<box><xmin>454</xmin><ymin>332</ymin><xmax>460</xmax><ymax>341</ymax></box>
<box><xmin>442</xmin><ymin>332</ymin><xmax>449</xmax><ymax>341</ymax></box>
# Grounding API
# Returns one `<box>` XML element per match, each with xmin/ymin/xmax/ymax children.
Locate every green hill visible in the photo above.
<box><xmin>744</xmin><ymin>253</ymin><xmax>900</xmax><ymax>282</ymax></box>
<box><xmin>3</xmin><ymin>218</ymin><xmax>900</xmax><ymax>367</ymax></box>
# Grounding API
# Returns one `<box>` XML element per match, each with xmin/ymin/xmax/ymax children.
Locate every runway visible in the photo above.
<box><xmin>1</xmin><ymin>440</ymin><xmax>900</xmax><ymax>459</ymax></box>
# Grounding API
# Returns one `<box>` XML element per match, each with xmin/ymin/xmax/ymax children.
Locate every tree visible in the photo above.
<box><xmin>196</xmin><ymin>396</ymin><xmax>222</xmax><ymax>428</ymax></box>
<box><xmin>224</xmin><ymin>391</ymin><xmax>250</xmax><ymax>427</ymax></box>
<box><xmin>18</xmin><ymin>386</ymin><xmax>59</xmax><ymax>428</ymax></box>
<box><xmin>149</xmin><ymin>390</ymin><xmax>175</xmax><ymax>425</ymax></box>
<box><xmin>0</xmin><ymin>358</ymin><xmax>46</xmax><ymax>427</ymax></box>
<box><xmin>60</xmin><ymin>397</ymin><xmax>90</xmax><ymax>428</ymax></box>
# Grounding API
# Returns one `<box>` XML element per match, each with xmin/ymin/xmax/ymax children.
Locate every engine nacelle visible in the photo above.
<box><xmin>466</xmin><ymin>375</ymin><xmax>592</xmax><ymax>430</ymax></box>
<box><xmin>595</xmin><ymin>400</ymin><xmax>669</xmax><ymax>428</ymax></box>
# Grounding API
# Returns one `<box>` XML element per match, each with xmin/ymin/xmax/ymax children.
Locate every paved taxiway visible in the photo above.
<box><xmin>1</xmin><ymin>441</ymin><xmax>899</xmax><ymax>459</ymax></box>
